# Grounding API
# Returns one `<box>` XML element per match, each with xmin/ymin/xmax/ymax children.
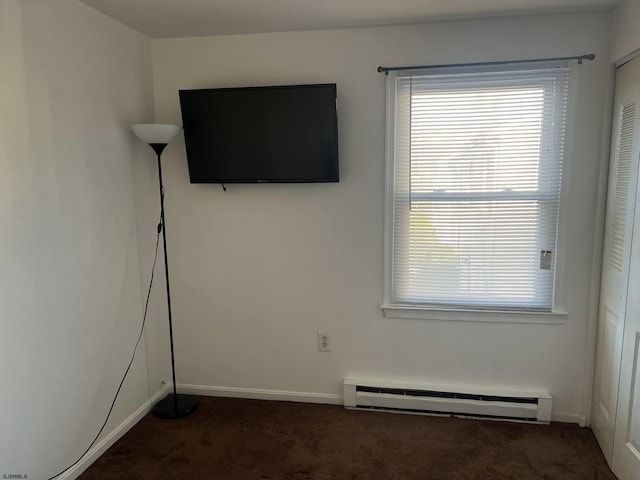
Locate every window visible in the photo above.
<box><xmin>383</xmin><ymin>63</ymin><xmax>570</xmax><ymax>314</ymax></box>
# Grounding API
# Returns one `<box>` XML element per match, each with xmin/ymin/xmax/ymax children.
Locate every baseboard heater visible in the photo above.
<box><xmin>344</xmin><ymin>379</ymin><xmax>552</xmax><ymax>424</ymax></box>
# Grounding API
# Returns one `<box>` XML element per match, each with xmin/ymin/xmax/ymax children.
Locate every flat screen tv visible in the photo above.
<box><xmin>178</xmin><ymin>83</ymin><xmax>339</xmax><ymax>183</ymax></box>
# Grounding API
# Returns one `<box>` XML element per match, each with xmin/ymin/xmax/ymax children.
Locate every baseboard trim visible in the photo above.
<box><xmin>552</xmin><ymin>412</ymin><xmax>587</xmax><ymax>427</ymax></box>
<box><xmin>179</xmin><ymin>384</ymin><xmax>585</xmax><ymax>425</ymax></box>
<box><xmin>58</xmin><ymin>385</ymin><xmax>170</xmax><ymax>480</ymax></box>
<box><xmin>178</xmin><ymin>383</ymin><xmax>342</xmax><ymax>405</ymax></box>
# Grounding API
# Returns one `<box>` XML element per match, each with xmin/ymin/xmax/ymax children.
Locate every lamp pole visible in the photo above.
<box><xmin>152</xmin><ymin>143</ymin><xmax>179</xmax><ymax>415</ymax></box>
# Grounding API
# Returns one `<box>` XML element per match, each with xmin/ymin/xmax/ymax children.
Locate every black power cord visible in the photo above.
<box><xmin>46</xmin><ymin>219</ymin><xmax>163</xmax><ymax>480</ymax></box>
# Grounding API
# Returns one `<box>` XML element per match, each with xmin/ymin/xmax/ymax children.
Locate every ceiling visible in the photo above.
<box><xmin>80</xmin><ymin>0</ymin><xmax>618</xmax><ymax>39</ymax></box>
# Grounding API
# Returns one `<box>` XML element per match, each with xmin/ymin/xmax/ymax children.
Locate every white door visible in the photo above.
<box><xmin>593</xmin><ymin>56</ymin><xmax>640</xmax><ymax>465</ymax></box>
<box><xmin>611</xmin><ymin>56</ymin><xmax>640</xmax><ymax>480</ymax></box>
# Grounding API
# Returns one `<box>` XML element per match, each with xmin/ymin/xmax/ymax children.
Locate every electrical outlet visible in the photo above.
<box><xmin>318</xmin><ymin>332</ymin><xmax>331</xmax><ymax>352</ymax></box>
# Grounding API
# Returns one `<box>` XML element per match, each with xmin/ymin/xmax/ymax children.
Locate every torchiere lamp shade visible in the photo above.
<box><xmin>131</xmin><ymin>124</ymin><xmax>181</xmax><ymax>145</ymax></box>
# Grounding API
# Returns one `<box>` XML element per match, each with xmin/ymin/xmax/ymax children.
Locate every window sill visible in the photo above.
<box><xmin>380</xmin><ymin>304</ymin><xmax>569</xmax><ymax>324</ymax></box>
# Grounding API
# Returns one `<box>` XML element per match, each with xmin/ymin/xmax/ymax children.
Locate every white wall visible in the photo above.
<box><xmin>611</xmin><ymin>0</ymin><xmax>640</xmax><ymax>63</ymax></box>
<box><xmin>0</xmin><ymin>1</ymin><xmax>158</xmax><ymax>478</ymax></box>
<box><xmin>150</xmin><ymin>12</ymin><xmax>611</xmax><ymax>421</ymax></box>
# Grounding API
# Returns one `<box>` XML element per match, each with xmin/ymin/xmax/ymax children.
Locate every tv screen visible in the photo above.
<box><xmin>178</xmin><ymin>83</ymin><xmax>339</xmax><ymax>183</ymax></box>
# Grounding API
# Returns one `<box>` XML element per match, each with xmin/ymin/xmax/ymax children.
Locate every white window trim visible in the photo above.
<box><xmin>380</xmin><ymin>304</ymin><xmax>569</xmax><ymax>324</ymax></box>
<box><xmin>381</xmin><ymin>62</ymin><xmax>575</xmax><ymax>323</ymax></box>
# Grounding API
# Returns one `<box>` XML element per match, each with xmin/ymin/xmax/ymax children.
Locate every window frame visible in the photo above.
<box><xmin>381</xmin><ymin>62</ymin><xmax>573</xmax><ymax>323</ymax></box>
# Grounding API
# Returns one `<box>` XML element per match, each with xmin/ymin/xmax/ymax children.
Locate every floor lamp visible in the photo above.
<box><xmin>131</xmin><ymin>124</ymin><xmax>198</xmax><ymax>419</ymax></box>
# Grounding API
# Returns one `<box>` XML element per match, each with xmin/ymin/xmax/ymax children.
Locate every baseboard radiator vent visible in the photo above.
<box><xmin>344</xmin><ymin>379</ymin><xmax>552</xmax><ymax>424</ymax></box>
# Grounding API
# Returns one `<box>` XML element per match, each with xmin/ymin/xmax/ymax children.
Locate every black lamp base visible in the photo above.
<box><xmin>152</xmin><ymin>393</ymin><xmax>199</xmax><ymax>419</ymax></box>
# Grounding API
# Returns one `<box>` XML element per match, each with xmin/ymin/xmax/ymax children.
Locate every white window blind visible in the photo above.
<box><xmin>387</xmin><ymin>65</ymin><xmax>569</xmax><ymax>311</ymax></box>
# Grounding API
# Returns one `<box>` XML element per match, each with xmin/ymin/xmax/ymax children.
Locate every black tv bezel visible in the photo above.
<box><xmin>178</xmin><ymin>83</ymin><xmax>339</xmax><ymax>184</ymax></box>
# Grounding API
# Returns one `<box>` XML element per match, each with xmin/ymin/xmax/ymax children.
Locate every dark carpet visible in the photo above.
<box><xmin>80</xmin><ymin>397</ymin><xmax>616</xmax><ymax>479</ymax></box>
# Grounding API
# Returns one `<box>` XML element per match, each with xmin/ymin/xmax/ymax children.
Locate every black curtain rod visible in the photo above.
<box><xmin>377</xmin><ymin>53</ymin><xmax>596</xmax><ymax>74</ymax></box>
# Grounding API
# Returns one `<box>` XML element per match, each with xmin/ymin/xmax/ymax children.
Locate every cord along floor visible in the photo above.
<box><xmin>80</xmin><ymin>396</ymin><xmax>616</xmax><ymax>479</ymax></box>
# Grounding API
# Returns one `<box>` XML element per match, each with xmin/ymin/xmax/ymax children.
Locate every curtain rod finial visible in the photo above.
<box><xmin>579</xmin><ymin>53</ymin><xmax>596</xmax><ymax>64</ymax></box>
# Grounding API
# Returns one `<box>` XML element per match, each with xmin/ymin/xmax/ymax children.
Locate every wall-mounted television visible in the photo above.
<box><xmin>178</xmin><ymin>83</ymin><xmax>339</xmax><ymax>184</ymax></box>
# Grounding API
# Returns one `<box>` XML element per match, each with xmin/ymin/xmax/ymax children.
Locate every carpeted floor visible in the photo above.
<box><xmin>80</xmin><ymin>397</ymin><xmax>616</xmax><ymax>479</ymax></box>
